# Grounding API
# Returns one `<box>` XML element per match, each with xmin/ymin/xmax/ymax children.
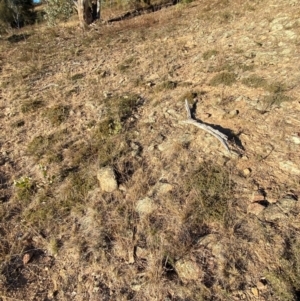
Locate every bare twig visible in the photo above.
<box><xmin>181</xmin><ymin>99</ymin><xmax>230</xmax><ymax>153</ymax></box>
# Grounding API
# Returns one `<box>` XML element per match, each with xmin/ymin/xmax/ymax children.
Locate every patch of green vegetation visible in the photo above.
<box><xmin>210</xmin><ymin>72</ymin><xmax>237</xmax><ymax>86</ymax></box>
<box><xmin>70</xmin><ymin>94</ymin><xmax>140</xmax><ymax>166</ymax></box>
<box><xmin>266</xmin><ymin>81</ymin><xmax>287</xmax><ymax>94</ymax></box>
<box><xmin>14</xmin><ymin>176</ymin><xmax>36</xmax><ymax>203</ymax></box>
<box><xmin>23</xmin><ymin>197</ymin><xmax>69</xmax><ymax>228</ymax></box>
<box><xmin>179</xmin><ymin>91</ymin><xmax>206</xmax><ymax>104</ymax></box>
<box><xmin>44</xmin><ymin>105</ymin><xmax>70</xmax><ymax>125</ymax></box>
<box><xmin>215</xmin><ymin>62</ymin><xmax>254</xmax><ymax>73</ymax></box>
<box><xmin>215</xmin><ymin>62</ymin><xmax>234</xmax><ymax>72</ymax></box>
<box><xmin>266</xmin><ymin>233</ymin><xmax>300</xmax><ymax>300</ymax></box>
<box><xmin>117</xmin><ymin>94</ymin><xmax>141</xmax><ymax>121</ymax></box>
<box><xmin>179</xmin><ymin>91</ymin><xmax>198</xmax><ymax>103</ymax></box>
<box><xmin>184</xmin><ymin>162</ymin><xmax>233</xmax><ymax>224</ymax></box>
<box><xmin>155</xmin><ymin>80</ymin><xmax>177</xmax><ymax>92</ymax></box>
<box><xmin>262</xmin><ymin>93</ymin><xmax>291</xmax><ymax>108</ymax></box>
<box><xmin>94</xmin><ymin>118</ymin><xmax>122</xmax><ymax>140</ymax></box>
<box><xmin>104</xmin><ymin>93</ymin><xmax>141</xmax><ymax>122</ymax></box>
<box><xmin>21</xmin><ymin>99</ymin><xmax>44</xmax><ymax>113</ymax></box>
<box><xmin>203</xmin><ymin>49</ymin><xmax>219</xmax><ymax>60</ymax></box>
<box><xmin>27</xmin><ymin>130</ymin><xmax>67</xmax><ymax>160</ymax></box>
<box><xmin>23</xmin><ymin>169</ymin><xmax>96</xmax><ymax>229</ymax></box>
<box><xmin>67</xmin><ymin>170</ymin><xmax>97</xmax><ymax>201</ymax></box>
<box><xmin>27</xmin><ymin>135</ymin><xmax>53</xmax><ymax>158</ymax></box>
<box><xmin>96</xmin><ymin>137</ymin><xmax>126</xmax><ymax>167</ymax></box>
<box><xmin>242</xmin><ymin>75</ymin><xmax>267</xmax><ymax>88</ymax></box>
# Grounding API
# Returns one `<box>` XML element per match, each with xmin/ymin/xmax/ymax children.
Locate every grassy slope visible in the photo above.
<box><xmin>0</xmin><ymin>0</ymin><xmax>300</xmax><ymax>300</ymax></box>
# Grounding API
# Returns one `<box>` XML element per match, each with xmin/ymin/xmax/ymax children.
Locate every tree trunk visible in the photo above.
<box><xmin>77</xmin><ymin>0</ymin><xmax>100</xmax><ymax>28</ymax></box>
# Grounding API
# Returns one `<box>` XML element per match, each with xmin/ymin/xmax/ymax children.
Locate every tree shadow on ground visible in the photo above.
<box><xmin>7</xmin><ymin>34</ymin><xmax>30</xmax><ymax>43</ymax></box>
<box><xmin>1</xmin><ymin>246</ymin><xmax>45</xmax><ymax>291</ymax></box>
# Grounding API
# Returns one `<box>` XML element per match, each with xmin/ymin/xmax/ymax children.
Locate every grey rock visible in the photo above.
<box><xmin>97</xmin><ymin>166</ymin><xmax>118</xmax><ymax>192</ymax></box>
<box><xmin>263</xmin><ymin>204</ymin><xmax>287</xmax><ymax>222</ymax></box>
<box><xmin>175</xmin><ymin>258</ymin><xmax>202</xmax><ymax>282</ymax></box>
<box><xmin>136</xmin><ymin>197</ymin><xmax>156</xmax><ymax>215</ymax></box>
<box><xmin>279</xmin><ymin>161</ymin><xmax>300</xmax><ymax>175</ymax></box>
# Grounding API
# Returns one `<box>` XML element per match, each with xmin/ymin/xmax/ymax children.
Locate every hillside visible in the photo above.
<box><xmin>0</xmin><ymin>0</ymin><xmax>300</xmax><ymax>300</ymax></box>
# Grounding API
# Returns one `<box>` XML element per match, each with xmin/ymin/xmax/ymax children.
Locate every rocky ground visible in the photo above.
<box><xmin>0</xmin><ymin>0</ymin><xmax>300</xmax><ymax>300</ymax></box>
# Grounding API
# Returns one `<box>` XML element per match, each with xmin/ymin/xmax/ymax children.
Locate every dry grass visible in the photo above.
<box><xmin>0</xmin><ymin>0</ymin><xmax>300</xmax><ymax>300</ymax></box>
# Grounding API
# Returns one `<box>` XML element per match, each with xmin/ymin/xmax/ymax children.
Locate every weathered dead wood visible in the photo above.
<box><xmin>181</xmin><ymin>99</ymin><xmax>231</xmax><ymax>153</ymax></box>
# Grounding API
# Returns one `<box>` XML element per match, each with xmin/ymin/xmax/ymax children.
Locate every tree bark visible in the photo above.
<box><xmin>77</xmin><ymin>0</ymin><xmax>99</xmax><ymax>28</ymax></box>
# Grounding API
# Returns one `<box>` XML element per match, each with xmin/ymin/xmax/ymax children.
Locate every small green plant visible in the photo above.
<box><xmin>14</xmin><ymin>176</ymin><xmax>32</xmax><ymax>190</ymax></box>
<box><xmin>117</xmin><ymin>94</ymin><xmax>141</xmax><ymax>121</ymax></box>
<box><xmin>242</xmin><ymin>75</ymin><xmax>267</xmax><ymax>88</ymax></box>
<box><xmin>210</xmin><ymin>72</ymin><xmax>237</xmax><ymax>86</ymax></box>
<box><xmin>94</xmin><ymin>118</ymin><xmax>122</xmax><ymax>140</ymax></box>
<box><xmin>14</xmin><ymin>176</ymin><xmax>36</xmax><ymax>202</ymax></box>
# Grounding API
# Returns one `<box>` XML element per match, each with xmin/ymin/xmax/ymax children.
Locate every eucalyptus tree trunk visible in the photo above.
<box><xmin>77</xmin><ymin>0</ymin><xmax>100</xmax><ymax>28</ymax></box>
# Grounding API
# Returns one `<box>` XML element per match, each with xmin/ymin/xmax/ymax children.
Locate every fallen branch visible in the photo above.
<box><xmin>181</xmin><ymin>99</ymin><xmax>230</xmax><ymax>153</ymax></box>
